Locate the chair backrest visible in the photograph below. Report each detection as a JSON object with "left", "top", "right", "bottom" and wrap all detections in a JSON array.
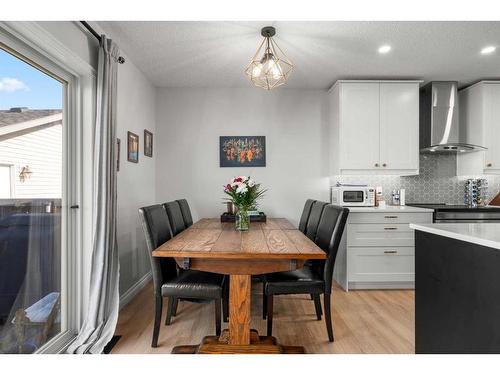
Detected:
[
  {"left": 314, "top": 204, "right": 349, "bottom": 294},
  {"left": 139, "top": 205, "right": 177, "bottom": 295},
  {"left": 305, "top": 201, "right": 328, "bottom": 240},
  {"left": 164, "top": 201, "right": 186, "bottom": 236},
  {"left": 298, "top": 199, "right": 316, "bottom": 234},
  {"left": 176, "top": 199, "right": 193, "bottom": 228}
]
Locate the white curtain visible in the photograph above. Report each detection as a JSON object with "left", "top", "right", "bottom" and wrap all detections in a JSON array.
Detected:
[{"left": 67, "top": 35, "right": 120, "bottom": 354}]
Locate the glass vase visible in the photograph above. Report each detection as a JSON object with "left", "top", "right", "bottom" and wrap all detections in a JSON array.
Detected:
[{"left": 235, "top": 207, "right": 250, "bottom": 231}]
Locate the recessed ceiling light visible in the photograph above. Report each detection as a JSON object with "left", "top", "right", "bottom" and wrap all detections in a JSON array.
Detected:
[
  {"left": 481, "top": 46, "right": 496, "bottom": 55},
  {"left": 378, "top": 45, "right": 392, "bottom": 54}
]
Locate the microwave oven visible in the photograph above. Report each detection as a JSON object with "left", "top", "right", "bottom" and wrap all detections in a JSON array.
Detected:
[{"left": 330, "top": 186, "right": 376, "bottom": 207}]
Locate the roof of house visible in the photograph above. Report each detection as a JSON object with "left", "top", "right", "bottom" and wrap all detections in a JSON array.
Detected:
[{"left": 0, "top": 108, "right": 62, "bottom": 128}]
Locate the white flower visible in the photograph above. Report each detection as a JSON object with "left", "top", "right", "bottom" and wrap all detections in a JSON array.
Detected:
[
  {"left": 247, "top": 179, "right": 255, "bottom": 187},
  {"left": 236, "top": 184, "right": 248, "bottom": 194}
]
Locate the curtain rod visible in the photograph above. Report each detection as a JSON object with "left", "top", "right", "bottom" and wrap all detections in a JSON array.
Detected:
[{"left": 80, "top": 21, "right": 125, "bottom": 64}]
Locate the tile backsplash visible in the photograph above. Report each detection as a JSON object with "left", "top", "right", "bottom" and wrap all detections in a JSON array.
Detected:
[{"left": 332, "top": 154, "right": 500, "bottom": 205}]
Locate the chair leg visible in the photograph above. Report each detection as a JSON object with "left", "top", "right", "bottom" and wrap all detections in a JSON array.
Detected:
[
  {"left": 313, "top": 294, "right": 322, "bottom": 320},
  {"left": 222, "top": 295, "right": 229, "bottom": 323},
  {"left": 223, "top": 280, "right": 229, "bottom": 323},
  {"left": 215, "top": 298, "right": 222, "bottom": 336},
  {"left": 266, "top": 295, "right": 274, "bottom": 336},
  {"left": 262, "top": 283, "right": 267, "bottom": 319},
  {"left": 323, "top": 293, "right": 334, "bottom": 342},
  {"left": 165, "top": 297, "right": 175, "bottom": 326},
  {"left": 152, "top": 295, "right": 162, "bottom": 348},
  {"left": 172, "top": 298, "right": 179, "bottom": 317}
]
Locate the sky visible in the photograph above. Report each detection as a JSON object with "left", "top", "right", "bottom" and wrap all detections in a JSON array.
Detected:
[{"left": 0, "top": 48, "right": 62, "bottom": 110}]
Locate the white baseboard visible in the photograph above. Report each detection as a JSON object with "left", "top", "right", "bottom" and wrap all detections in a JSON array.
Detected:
[{"left": 119, "top": 271, "right": 152, "bottom": 310}]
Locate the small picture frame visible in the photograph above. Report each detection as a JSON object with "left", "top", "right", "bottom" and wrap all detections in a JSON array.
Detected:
[
  {"left": 127, "top": 131, "right": 139, "bottom": 163},
  {"left": 144, "top": 129, "right": 153, "bottom": 157},
  {"left": 116, "top": 138, "right": 121, "bottom": 171}
]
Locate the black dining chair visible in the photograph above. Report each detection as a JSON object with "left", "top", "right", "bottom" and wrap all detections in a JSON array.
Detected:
[
  {"left": 262, "top": 204, "right": 349, "bottom": 342},
  {"left": 304, "top": 201, "right": 328, "bottom": 240},
  {"left": 298, "top": 199, "right": 316, "bottom": 234},
  {"left": 176, "top": 199, "right": 194, "bottom": 228},
  {"left": 139, "top": 204, "right": 226, "bottom": 347},
  {"left": 164, "top": 201, "right": 186, "bottom": 236}
]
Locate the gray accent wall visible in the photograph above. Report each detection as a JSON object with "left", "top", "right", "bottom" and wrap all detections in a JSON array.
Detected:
[{"left": 333, "top": 154, "right": 500, "bottom": 205}]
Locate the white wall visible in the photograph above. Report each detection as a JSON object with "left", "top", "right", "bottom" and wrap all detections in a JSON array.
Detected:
[
  {"left": 37, "top": 22, "right": 99, "bottom": 69},
  {"left": 155, "top": 88, "right": 330, "bottom": 226},
  {"left": 115, "top": 56, "right": 156, "bottom": 296},
  {"left": 38, "top": 22, "right": 156, "bottom": 299}
]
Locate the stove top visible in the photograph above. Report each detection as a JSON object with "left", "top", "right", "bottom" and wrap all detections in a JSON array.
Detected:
[{"left": 407, "top": 203, "right": 500, "bottom": 212}]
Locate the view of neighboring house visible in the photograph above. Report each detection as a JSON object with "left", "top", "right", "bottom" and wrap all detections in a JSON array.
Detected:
[{"left": 0, "top": 107, "right": 62, "bottom": 199}]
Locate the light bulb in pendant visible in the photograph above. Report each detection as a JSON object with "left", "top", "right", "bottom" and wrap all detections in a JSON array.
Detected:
[{"left": 252, "top": 63, "right": 262, "bottom": 78}]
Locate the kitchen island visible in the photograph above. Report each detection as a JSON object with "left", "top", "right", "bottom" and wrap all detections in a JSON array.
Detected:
[{"left": 410, "top": 223, "right": 500, "bottom": 354}]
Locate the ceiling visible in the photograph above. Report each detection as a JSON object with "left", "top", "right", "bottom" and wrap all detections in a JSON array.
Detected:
[{"left": 98, "top": 21, "right": 500, "bottom": 90}]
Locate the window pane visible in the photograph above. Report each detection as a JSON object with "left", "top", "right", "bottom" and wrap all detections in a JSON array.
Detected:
[{"left": 0, "top": 47, "right": 63, "bottom": 354}]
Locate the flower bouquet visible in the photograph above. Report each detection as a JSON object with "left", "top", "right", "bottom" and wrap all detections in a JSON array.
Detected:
[{"left": 223, "top": 176, "right": 266, "bottom": 231}]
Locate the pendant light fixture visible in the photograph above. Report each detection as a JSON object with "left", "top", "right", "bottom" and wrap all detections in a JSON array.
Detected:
[{"left": 245, "top": 26, "right": 294, "bottom": 90}]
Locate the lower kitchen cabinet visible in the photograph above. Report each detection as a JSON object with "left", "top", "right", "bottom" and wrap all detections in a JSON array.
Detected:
[
  {"left": 349, "top": 247, "right": 415, "bottom": 284},
  {"left": 333, "top": 207, "right": 433, "bottom": 291}
]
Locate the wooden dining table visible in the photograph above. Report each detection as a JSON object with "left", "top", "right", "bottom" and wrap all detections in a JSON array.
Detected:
[{"left": 152, "top": 218, "right": 326, "bottom": 354}]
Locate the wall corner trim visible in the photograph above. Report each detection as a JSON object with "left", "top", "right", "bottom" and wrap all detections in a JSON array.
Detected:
[
  {"left": 119, "top": 271, "right": 152, "bottom": 310},
  {"left": 0, "top": 21, "right": 96, "bottom": 77}
]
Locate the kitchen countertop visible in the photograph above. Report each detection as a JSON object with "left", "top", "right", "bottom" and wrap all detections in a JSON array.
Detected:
[
  {"left": 347, "top": 205, "right": 434, "bottom": 213},
  {"left": 410, "top": 223, "right": 500, "bottom": 250}
]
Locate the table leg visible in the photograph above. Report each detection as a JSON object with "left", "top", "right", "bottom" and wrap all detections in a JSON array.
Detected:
[
  {"left": 229, "top": 274, "right": 251, "bottom": 345},
  {"left": 171, "top": 273, "right": 306, "bottom": 354}
]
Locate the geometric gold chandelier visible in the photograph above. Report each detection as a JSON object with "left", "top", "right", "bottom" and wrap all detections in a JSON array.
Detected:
[{"left": 245, "top": 26, "right": 294, "bottom": 90}]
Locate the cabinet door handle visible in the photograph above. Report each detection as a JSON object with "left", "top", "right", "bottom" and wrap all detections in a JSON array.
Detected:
[
  {"left": 384, "top": 227, "right": 398, "bottom": 230},
  {"left": 382, "top": 163, "right": 387, "bottom": 167},
  {"left": 374, "top": 163, "right": 379, "bottom": 167},
  {"left": 384, "top": 250, "right": 398, "bottom": 254},
  {"left": 384, "top": 215, "right": 398, "bottom": 219},
  {"left": 487, "top": 163, "right": 493, "bottom": 167}
]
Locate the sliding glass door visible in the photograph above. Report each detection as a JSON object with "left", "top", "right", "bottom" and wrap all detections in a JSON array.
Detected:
[{"left": 0, "top": 45, "right": 67, "bottom": 354}]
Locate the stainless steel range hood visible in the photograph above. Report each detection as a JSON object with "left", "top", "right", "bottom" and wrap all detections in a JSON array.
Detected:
[{"left": 419, "top": 81, "right": 486, "bottom": 153}]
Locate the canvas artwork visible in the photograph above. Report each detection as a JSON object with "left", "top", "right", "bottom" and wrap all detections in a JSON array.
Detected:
[
  {"left": 220, "top": 136, "right": 266, "bottom": 167},
  {"left": 127, "top": 131, "right": 139, "bottom": 163},
  {"left": 144, "top": 129, "right": 153, "bottom": 157}
]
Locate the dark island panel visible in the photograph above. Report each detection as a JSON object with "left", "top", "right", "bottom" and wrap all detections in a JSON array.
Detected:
[{"left": 415, "top": 231, "right": 500, "bottom": 354}]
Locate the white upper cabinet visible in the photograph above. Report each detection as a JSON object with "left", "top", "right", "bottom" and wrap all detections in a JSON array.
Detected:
[
  {"left": 339, "top": 82, "right": 380, "bottom": 170},
  {"left": 330, "top": 80, "right": 421, "bottom": 176},
  {"left": 380, "top": 83, "right": 420, "bottom": 170},
  {"left": 458, "top": 81, "right": 500, "bottom": 175},
  {"left": 483, "top": 83, "right": 500, "bottom": 173}
]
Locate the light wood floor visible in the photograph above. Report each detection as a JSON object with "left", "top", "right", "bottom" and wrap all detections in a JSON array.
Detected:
[{"left": 112, "top": 281, "right": 415, "bottom": 354}]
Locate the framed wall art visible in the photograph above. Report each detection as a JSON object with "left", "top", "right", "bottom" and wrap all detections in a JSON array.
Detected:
[
  {"left": 144, "top": 129, "right": 153, "bottom": 157},
  {"left": 116, "top": 138, "right": 121, "bottom": 171},
  {"left": 219, "top": 136, "right": 266, "bottom": 167},
  {"left": 127, "top": 131, "right": 139, "bottom": 163}
]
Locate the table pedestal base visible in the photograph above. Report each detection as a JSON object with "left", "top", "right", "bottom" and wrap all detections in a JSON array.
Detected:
[{"left": 171, "top": 329, "right": 305, "bottom": 354}]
